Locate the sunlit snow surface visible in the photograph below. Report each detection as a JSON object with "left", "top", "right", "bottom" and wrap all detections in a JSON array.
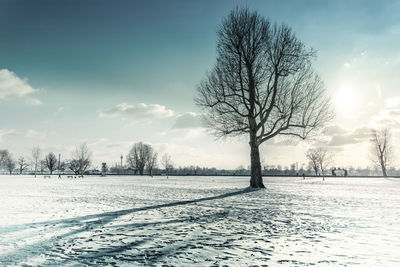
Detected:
[{"left": 0, "top": 175, "right": 399, "bottom": 266}]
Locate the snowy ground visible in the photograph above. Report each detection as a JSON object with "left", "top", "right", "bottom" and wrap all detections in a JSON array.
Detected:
[{"left": 0, "top": 175, "right": 399, "bottom": 266}]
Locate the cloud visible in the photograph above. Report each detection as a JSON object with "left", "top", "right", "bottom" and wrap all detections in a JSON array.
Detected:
[
  {"left": 25, "top": 129, "right": 55, "bottom": 139},
  {"left": 323, "top": 125, "right": 349, "bottom": 136},
  {"left": 172, "top": 112, "right": 204, "bottom": 129},
  {"left": 325, "top": 125, "right": 373, "bottom": 146},
  {"left": 81, "top": 138, "right": 107, "bottom": 146},
  {"left": 99, "top": 103, "right": 174, "bottom": 121},
  {"left": 0, "top": 129, "right": 16, "bottom": 143},
  {"left": 26, "top": 97, "right": 42, "bottom": 106},
  {"left": 370, "top": 96, "right": 400, "bottom": 129},
  {"left": 328, "top": 135, "right": 358, "bottom": 146},
  {"left": 0, "top": 69, "right": 41, "bottom": 104}
]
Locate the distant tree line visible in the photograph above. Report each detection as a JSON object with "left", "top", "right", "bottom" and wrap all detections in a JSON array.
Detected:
[
  {"left": 0, "top": 129, "right": 397, "bottom": 177},
  {"left": 0, "top": 143, "right": 91, "bottom": 176}
]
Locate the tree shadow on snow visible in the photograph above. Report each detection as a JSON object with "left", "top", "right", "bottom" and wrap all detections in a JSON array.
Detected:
[{"left": 1, "top": 187, "right": 261, "bottom": 264}]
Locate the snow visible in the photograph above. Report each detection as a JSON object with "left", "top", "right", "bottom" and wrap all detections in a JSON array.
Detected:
[{"left": 1, "top": 175, "right": 399, "bottom": 266}]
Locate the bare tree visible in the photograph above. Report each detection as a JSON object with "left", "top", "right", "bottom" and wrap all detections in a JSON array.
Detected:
[
  {"left": 318, "top": 149, "right": 332, "bottom": 177},
  {"left": 101, "top": 162, "right": 108, "bottom": 176},
  {"left": 45, "top": 152, "right": 58, "bottom": 174},
  {"left": 147, "top": 151, "right": 158, "bottom": 177},
  {"left": 370, "top": 128, "right": 392, "bottom": 177},
  {"left": 0, "top": 149, "right": 10, "bottom": 168},
  {"left": 32, "top": 147, "right": 41, "bottom": 178},
  {"left": 5, "top": 154, "right": 15, "bottom": 175},
  {"left": 306, "top": 149, "right": 320, "bottom": 176},
  {"left": 40, "top": 159, "right": 46, "bottom": 174},
  {"left": 126, "top": 142, "right": 155, "bottom": 175},
  {"left": 68, "top": 159, "right": 80, "bottom": 175},
  {"left": 196, "top": 7, "right": 332, "bottom": 188},
  {"left": 17, "top": 157, "right": 30, "bottom": 174},
  {"left": 58, "top": 161, "right": 67, "bottom": 173},
  {"left": 306, "top": 148, "right": 332, "bottom": 177},
  {"left": 161, "top": 153, "right": 173, "bottom": 178},
  {"left": 71, "top": 143, "right": 92, "bottom": 175}
]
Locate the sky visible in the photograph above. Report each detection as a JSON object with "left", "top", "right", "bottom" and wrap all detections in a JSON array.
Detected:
[{"left": 1, "top": 0, "right": 400, "bottom": 170}]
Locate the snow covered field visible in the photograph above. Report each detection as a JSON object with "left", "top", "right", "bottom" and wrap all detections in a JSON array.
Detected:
[{"left": 1, "top": 175, "right": 399, "bottom": 266}]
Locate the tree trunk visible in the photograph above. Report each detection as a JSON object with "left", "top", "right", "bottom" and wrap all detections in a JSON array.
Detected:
[
  {"left": 249, "top": 134, "right": 265, "bottom": 188},
  {"left": 380, "top": 156, "right": 387, "bottom": 177},
  {"left": 381, "top": 163, "right": 387, "bottom": 177}
]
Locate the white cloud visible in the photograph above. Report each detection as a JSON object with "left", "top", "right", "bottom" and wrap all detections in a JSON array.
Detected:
[
  {"left": 26, "top": 97, "right": 42, "bottom": 106},
  {"left": 81, "top": 138, "right": 108, "bottom": 146},
  {"left": 25, "top": 129, "right": 55, "bottom": 139},
  {"left": 0, "top": 69, "right": 41, "bottom": 104},
  {"left": 99, "top": 103, "right": 174, "bottom": 122},
  {"left": 326, "top": 125, "right": 372, "bottom": 146},
  {"left": 172, "top": 112, "right": 204, "bottom": 129},
  {"left": 384, "top": 96, "right": 400, "bottom": 109},
  {"left": 370, "top": 96, "right": 400, "bottom": 129},
  {"left": 0, "top": 129, "right": 16, "bottom": 143}
]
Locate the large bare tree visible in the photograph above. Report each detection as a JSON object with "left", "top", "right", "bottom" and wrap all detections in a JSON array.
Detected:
[
  {"left": 370, "top": 128, "right": 392, "bottom": 177},
  {"left": 32, "top": 147, "right": 41, "bottom": 178},
  {"left": 45, "top": 152, "right": 58, "bottom": 174},
  {"left": 196, "top": 8, "right": 332, "bottom": 188}
]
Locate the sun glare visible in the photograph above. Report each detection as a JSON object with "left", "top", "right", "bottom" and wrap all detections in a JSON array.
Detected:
[{"left": 334, "top": 87, "right": 359, "bottom": 115}]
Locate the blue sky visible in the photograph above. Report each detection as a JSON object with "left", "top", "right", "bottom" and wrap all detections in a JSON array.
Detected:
[{"left": 1, "top": 0, "right": 400, "bottom": 169}]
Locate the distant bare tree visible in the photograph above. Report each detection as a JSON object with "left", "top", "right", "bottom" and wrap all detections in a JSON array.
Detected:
[
  {"left": 40, "top": 160, "right": 46, "bottom": 174},
  {"left": 317, "top": 149, "right": 332, "bottom": 177},
  {"left": 196, "top": 7, "right": 333, "bottom": 188},
  {"left": 306, "top": 149, "right": 320, "bottom": 176},
  {"left": 32, "top": 147, "right": 41, "bottom": 178},
  {"left": 370, "top": 128, "right": 392, "bottom": 177},
  {"left": 306, "top": 148, "right": 332, "bottom": 177},
  {"left": 45, "top": 152, "right": 58, "bottom": 174},
  {"left": 126, "top": 142, "right": 155, "bottom": 175},
  {"left": 101, "top": 162, "right": 108, "bottom": 176},
  {"left": 17, "top": 157, "right": 30, "bottom": 174},
  {"left": 71, "top": 143, "right": 92, "bottom": 175},
  {"left": 0, "top": 149, "right": 10, "bottom": 168},
  {"left": 58, "top": 160, "right": 67, "bottom": 173},
  {"left": 5, "top": 154, "right": 15, "bottom": 175},
  {"left": 147, "top": 151, "right": 158, "bottom": 177},
  {"left": 68, "top": 159, "right": 80, "bottom": 175},
  {"left": 161, "top": 153, "right": 173, "bottom": 178}
]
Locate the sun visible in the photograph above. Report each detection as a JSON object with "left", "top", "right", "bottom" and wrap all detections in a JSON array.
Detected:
[{"left": 334, "top": 87, "right": 359, "bottom": 116}]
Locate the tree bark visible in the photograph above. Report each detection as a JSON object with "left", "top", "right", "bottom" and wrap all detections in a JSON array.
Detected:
[
  {"left": 249, "top": 132, "right": 265, "bottom": 188},
  {"left": 380, "top": 157, "right": 387, "bottom": 177}
]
